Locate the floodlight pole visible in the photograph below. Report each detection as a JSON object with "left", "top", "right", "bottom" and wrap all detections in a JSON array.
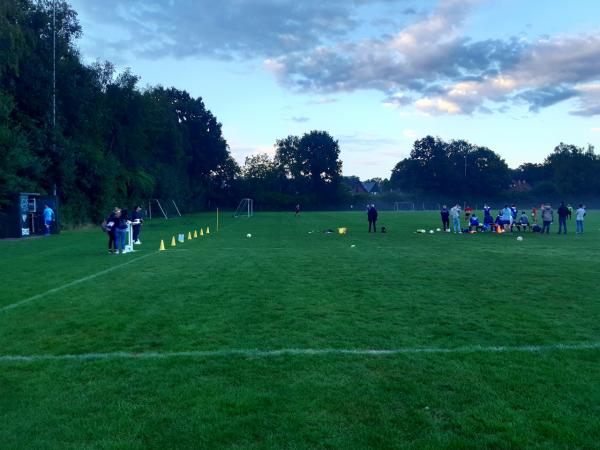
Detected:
[
  {"left": 52, "top": 0, "right": 56, "bottom": 129},
  {"left": 52, "top": 0, "right": 57, "bottom": 197}
]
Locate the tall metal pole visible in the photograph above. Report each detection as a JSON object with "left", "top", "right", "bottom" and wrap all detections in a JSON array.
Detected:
[
  {"left": 464, "top": 153, "right": 467, "bottom": 177},
  {"left": 52, "top": 0, "right": 57, "bottom": 197},
  {"left": 52, "top": 0, "right": 56, "bottom": 128}
]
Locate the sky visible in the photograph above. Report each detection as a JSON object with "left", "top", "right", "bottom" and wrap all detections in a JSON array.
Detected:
[{"left": 69, "top": 0, "right": 600, "bottom": 179}]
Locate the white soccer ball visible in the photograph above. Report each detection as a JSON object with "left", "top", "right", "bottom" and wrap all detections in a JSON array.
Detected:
[
  {"left": 429, "top": 230, "right": 434, "bottom": 234},
  {"left": 436, "top": 228, "right": 441, "bottom": 232},
  {"left": 517, "top": 236, "right": 523, "bottom": 241},
  {"left": 246, "top": 233, "right": 252, "bottom": 238}
]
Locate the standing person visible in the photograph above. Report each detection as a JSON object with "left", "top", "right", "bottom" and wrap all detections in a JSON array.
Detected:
[
  {"left": 483, "top": 204, "right": 494, "bottom": 227},
  {"left": 367, "top": 204, "right": 378, "bottom": 232},
  {"left": 557, "top": 202, "right": 569, "bottom": 234},
  {"left": 575, "top": 204, "right": 586, "bottom": 234},
  {"left": 510, "top": 204, "right": 518, "bottom": 224},
  {"left": 501, "top": 205, "right": 513, "bottom": 231},
  {"left": 103, "top": 208, "right": 118, "bottom": 253},
  {"left": 295, "top": 204, "right": 301, "bottom": 217},
  {"left": 114, "top": 209, "right": 129, "bottom": 254},
  {"left": 131, "top": 206, "right": 143, "bottom": 244},
  {"left": 541, "top": 203, "right": 553, "bottom": 234},
  {"left": 42, "top": 204, "right": 55, "bottom": 236},
  {"left": 440, "top": 205, "right": 450, "bottom": 231},
  {"left": 450, "top": 204, "right": 461, "bottom": 233},
  {"left": 567, "top": 204, "right": 573, "bottom": 220}
]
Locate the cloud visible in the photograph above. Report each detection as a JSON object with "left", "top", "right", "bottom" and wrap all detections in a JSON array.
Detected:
[
  {"left": 72, "top": 0, "right": 415, "bottom": 60},
  {"left": 290, "top": 116, "right": 310, "bottom": 123},
  {"left": 265, "top": 0, "right": 600, "bottom": 116},
  {"left": 72, "top": 0, "right": 600, "bottom": 116},
  {"left": 307, "top": 97, "right": 338, "bottom": 105},
  {"left": 402, "top": 129, "right": 418, "bottom": 139},
  {"left": 592, "top": 127, "right": 600, "bottom": 133}
]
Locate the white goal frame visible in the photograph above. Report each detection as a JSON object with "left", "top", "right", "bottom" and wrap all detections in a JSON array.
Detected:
[
  {"left": 234, "top": 198, "right": 254, "bottom": 218},
  {"left": 394, "top": 202, "right": 415, "bottom": 211}
]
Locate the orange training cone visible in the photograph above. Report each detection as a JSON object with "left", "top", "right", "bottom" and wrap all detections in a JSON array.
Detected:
[
  {"left": 200, "top": 229, "right": 204, "bottom": 237},
  {"left": 206, "top": 227, "right": 210, "bottom": 235},
  {"left": 193, "top": 230, "right": 198, "bottom": 238},
  {"left": 159, "top": 240, "right": 166, "bottom": 251},
  {"left": 187, "top": 231, "right": 192, "bottom": 240},
  {"left": 171, "top": 236, "right": 176, "bottom": 247}
]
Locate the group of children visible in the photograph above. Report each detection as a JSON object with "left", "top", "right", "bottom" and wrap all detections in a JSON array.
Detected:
[
  {"left": 102, "top": 206, "right": 144, "bottom": 254},
  {"left": 440, "top": 203, "right": 588, "bottom": 235}
]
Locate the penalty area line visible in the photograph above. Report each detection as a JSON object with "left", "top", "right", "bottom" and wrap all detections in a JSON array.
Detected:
[
  {"left": 0, "top": 252, "right": 157, "bottom": 314},
  {"left": 1, "top": 342, "right": 600, "bottom": 363}
]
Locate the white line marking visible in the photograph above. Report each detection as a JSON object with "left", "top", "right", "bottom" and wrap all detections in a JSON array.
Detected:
[
  {"left": 1, "top": 342, "right": 599, "bottom": 363},
  {"left": 0, "top": 252, "right": 157, "bottom": 314}
]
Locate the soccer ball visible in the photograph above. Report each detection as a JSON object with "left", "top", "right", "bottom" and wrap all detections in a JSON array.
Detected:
[
  {"left": 429, "top": 230, "right": 434, "bottom": 234},
  {"left": 517, "top": 236, "right": 523, "bottom": 241},
  {"left": 246, "top": 233, "right": 252, "bottom": 238},
  {"left": 436, "top": 228, "right": 441, "bottom": 232}
]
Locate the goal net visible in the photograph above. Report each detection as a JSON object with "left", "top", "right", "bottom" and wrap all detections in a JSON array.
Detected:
[
  {"left": 394, "top": 202, "right": 415, "bottom": 211},
  {"left": 234, "top": 198, "right": 254, "bottom": 218}
]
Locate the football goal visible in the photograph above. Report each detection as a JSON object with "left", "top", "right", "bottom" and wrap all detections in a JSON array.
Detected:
[
  {"left": 234, "top": 198, "right": 254, "bottom": 218},
  {"left": 147, "top": 199, "right": 182, "bottom": 219},
  {"left": 394, "top": 202, "right": 415, "bottom": 211}
]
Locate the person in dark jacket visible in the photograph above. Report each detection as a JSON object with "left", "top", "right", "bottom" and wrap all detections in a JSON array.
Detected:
[
  {"left": 104, "top": 208, "right": 118, "bottom": 254},
  {"left": 557, "top": 202, "right": 569, "bottom": 234},
  {"left": 131, "top": 206, "right": 143, "bottom": 244},
  {"left": 114, "top": 209, "right": 129, "bottom": 254},
  {"left": 368, "top": 204, "right": 378, "bottom": 232},
  {"left": 440, "top": 205, "right": 450, "bottom": 231}
]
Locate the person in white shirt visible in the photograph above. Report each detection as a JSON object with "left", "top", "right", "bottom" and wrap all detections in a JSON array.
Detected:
[
  {"left": 575, "top": 204, "right": 586, "bottom": 234},
  {"left": 450, "top": 204, "right": 461, "bottom": 233}
]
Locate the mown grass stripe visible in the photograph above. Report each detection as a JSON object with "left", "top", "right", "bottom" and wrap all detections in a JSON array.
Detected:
[
  {"left": 0, "top": 252, "right": 157, "bottom": 314},
  {"left": 1, "top": 342, "right": 599, "bottom": 363}
]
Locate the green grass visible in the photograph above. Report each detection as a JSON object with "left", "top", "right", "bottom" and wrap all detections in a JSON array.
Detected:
[{"left": 1, "top": 211, "right": 599, "bottom": 449}]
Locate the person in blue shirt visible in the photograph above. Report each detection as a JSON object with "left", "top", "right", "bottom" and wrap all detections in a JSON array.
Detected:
[
  {"left": 43, "top": 204, "right": 55, "bottom": 236},
  {"left": 501, "top": 205, "right": 513, "bottom": 231},
  {"left": 483, "top": 204, "right": 494, "bottom": 226},
  {"left": 469, "top": 214, "right": 482, "bottom": 232},
  {"left": 510, "top": 204, "right": 518, "bottom": 222}
]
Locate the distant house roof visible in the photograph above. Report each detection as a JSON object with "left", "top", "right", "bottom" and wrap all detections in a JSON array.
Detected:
[
  {"left": 362, "top": 181, "right": 379, "bottom": 194},
  {"left": 343, "top": 178, "right": 368, "bottom": 194}
]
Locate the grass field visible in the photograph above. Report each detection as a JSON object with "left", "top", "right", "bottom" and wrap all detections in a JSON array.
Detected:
[{"left": 1, "top": 211, "right": 599, "bottom": 449}]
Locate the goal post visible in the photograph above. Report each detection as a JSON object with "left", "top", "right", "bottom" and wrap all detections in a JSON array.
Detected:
[
  {"left": 394, "top": 202, "right": 415, "bottom": 211},
  {"left": 234, "top": 198, "right": 254, "bottom": 218}
]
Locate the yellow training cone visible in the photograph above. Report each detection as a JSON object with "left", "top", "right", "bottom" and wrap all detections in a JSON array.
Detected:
[
  {"left": 159, "top": 240, "right": 166, "bottom": 251},
  {"left": 171, "top": 236, "right": 176, "bottom": 247},
  {"left": 206, "top": 227, "right": 210, "bottom": 235},
  {"left": 193, "top": 230, "right": 198, "bottom": 238},
  {"left": 200, "top": 229, "right": 204, "bottom": 237},
  {"left": 187, "top": 231, "right": 192, "bottom": 240}
]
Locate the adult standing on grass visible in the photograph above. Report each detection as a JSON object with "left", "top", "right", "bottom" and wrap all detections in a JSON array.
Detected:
[
  {"left": 541, "top": 203, "right": 553, "bottom": 234},
  {"left": 501, "top": 205, "right": 513, "bottom": 231},
  {"left": 131, "top": 206, "right": 143, "bottom": 244},
  {"left": 368, "top": 204, "right": 378, "bottom": 232},
  {"left": 42, "top": 204, "right": 55, "bottom": 236},
  {"left": 295, "top": 203, "right": 301, "bottom": 217},
  {"left": 440, "top": 205, "right": 450, "bottom": 231},
  {"left": 557, "top": 202, "right": 569, "bottom": 234},
  {"left": 576, "top": 204, "right": 586, "bottom": 234},
  {"left": 103, "top": 208, "right": 118, "bottom": 253},
  {"left": 450, "top": 204, "right": 461, "bottom": 233},
  {"left": 114, "top": 209, "right": 129, "bottom": 254}
]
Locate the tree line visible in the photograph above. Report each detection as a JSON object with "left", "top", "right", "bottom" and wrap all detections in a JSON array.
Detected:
[
  {"left": 1, "top": 1, "right": 598, "bottom": 226},
  {"left": 388, "top": 137, "right": 600, "bottom": 202}
]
